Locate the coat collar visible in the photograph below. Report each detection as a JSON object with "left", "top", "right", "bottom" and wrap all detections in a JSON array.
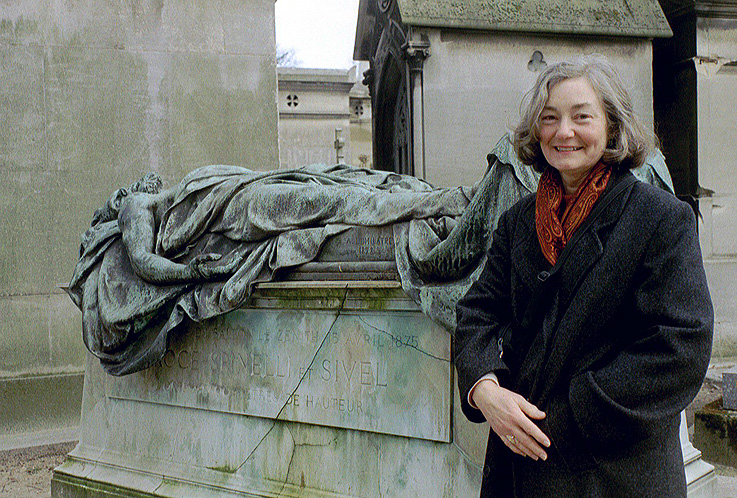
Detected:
[
  {"left": 550, "top": 169, "right": 638, "bottom": 298},
  {"left": 514, "top": 169, "right": 638, "bottom": 290}
]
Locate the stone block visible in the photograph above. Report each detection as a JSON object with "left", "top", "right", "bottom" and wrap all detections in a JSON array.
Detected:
[
  {"left": 0, "top": 0, "right": 279, "bottom": 448},
  {"left": 167, "top": 52, "right": 279, "bottom": 171},
  {"left": 44, "top": 45, "right": 151, "bottom": 175},
  {"left": 0, "top": 44, "right": 46, "bottom": 171},
  {"left": 52, "top": 283, "right": 483, "bottom": 497},
  {"left": 694, "top": 398, "right": 737, "bottom": 468},
  {"left": 0, "top": 373, "right": 83, "bottom": 436},
  {"left": 0, "top": 3, "right": 47, "bottom": 46},
  {"left": 0, "top": 295, "right": 53, "bottom": 373},
  {"left": 108, "top": 284, "right": 451, "bottom": 442},
  {"left": 0, "top": 293, "right": 84, "bottom": 374}
]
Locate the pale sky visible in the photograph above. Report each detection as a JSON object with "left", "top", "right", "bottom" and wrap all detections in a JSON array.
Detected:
[{"left": 275, "top": 0, "right": 361, "bottom": 69}]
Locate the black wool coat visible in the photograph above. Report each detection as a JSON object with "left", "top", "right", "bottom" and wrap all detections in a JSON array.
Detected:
[{"left": 454, "top": 170, "right": 713, "bottom": 498}]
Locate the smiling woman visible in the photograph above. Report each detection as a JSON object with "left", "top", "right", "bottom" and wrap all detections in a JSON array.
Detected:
[
  {"left": 516, "top": 55, "right": 656, "bottom": 175},
  {"left": 538, "top": 78, "right": 608, "bottom": 194},
  {"left": 454, "top": 55, "right": 713, "bottom": 498}
]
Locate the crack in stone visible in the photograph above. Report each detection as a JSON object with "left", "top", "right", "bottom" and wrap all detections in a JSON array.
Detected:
[
  {"left": 293, "top": 435, "right": 339, "bottom": 449},
  {"left": 276, "top": 426, "right": 296, "bottom": 497},
  {"left": 357, "top": 316, "right": 450, "bottom": 362},
  {"left": 279, "top": 433, "right": 339, "bottom": 495},
  {"left": 233, "top": 287, "right": 350, "bottom": 473},
  {"left": 151, "top": 476, "right": 165, "bottom": 494},
  {"left": 452, "top": 441, "right": 483, "bottom": 473},
  {"left": 376, "top": 444, "right": 384, "bottom": 498}
]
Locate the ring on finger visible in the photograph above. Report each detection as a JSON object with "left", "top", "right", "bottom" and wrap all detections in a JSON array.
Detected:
[{"left": 505, "top": 435, "right": 517, "bottom": 445}]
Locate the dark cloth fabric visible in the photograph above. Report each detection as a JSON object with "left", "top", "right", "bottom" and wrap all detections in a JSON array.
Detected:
[{"left": 454, "top": 170, "right": 713, "bottom": 498}]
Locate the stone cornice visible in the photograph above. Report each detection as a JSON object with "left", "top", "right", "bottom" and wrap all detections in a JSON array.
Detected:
[{"left": 395, "top": 0, "right": 673, "bottom": 38}]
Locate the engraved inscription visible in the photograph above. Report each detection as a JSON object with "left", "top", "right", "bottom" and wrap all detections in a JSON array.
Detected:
[
  {"left": 318, "top": 226, "right": 395, "bottom": 262},
  {"left": 108, "top": 309, "right": 451, "bottom": 442}
]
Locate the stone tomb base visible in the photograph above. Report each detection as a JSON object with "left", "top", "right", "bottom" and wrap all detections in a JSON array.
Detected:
[{"left": 51, "top": 281, "right": 489, "bottom": 497}]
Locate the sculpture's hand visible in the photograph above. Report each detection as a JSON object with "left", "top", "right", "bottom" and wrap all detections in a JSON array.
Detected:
[
  {"left": 187, "top": 253, "right": 235, "bottom": 280},
  {"left": 472, "top": 380, "right": 550, "bottom": 460}
]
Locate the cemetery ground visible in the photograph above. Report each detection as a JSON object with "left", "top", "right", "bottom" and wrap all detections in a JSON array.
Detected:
[{"left": 2, "top": 362, "right": 737, "bottom": 498}]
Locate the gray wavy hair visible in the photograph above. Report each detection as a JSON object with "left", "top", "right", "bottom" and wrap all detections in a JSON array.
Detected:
[{"left": 514, "top": 54, "right": 657, "bottom": 173}]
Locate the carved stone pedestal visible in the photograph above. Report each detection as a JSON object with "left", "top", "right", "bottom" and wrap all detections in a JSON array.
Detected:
[{"left": 51, "top": 281, "right": 487, "bottom": 497}]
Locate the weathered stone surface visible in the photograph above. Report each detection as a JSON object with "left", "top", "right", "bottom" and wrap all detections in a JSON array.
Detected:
[
  {"left": 315, "top": 225, "right": 395, "bottom": 262},
  {"left": 396, "top": 0, "right": 672, "bottom": 37},
  {"left": 288, "top": 226, "right": 398, "bottom": 281},
  {"left": 168, "top": 53, "right": 279, "bottom": 170},
  {"left": 52, "top": 283, "right": 482, "bottom": 498},
  {"left": 0, "top": 293, "right": 83, "bottom": 374},
  {"left": 723, "top": 369, "right": 737, "bottom": 409},
  {"left": 0, "top": 45, "right": 46, "bottom": 171},
  {"left": 0, "top": 0, "right": 279, "bottom": 441},
  {"left": 107, "top": 284, "right": 451, "bottom": 442},
  {"left": 694, "top": 399, "right": 737, "bottom": 468},
  {"left": 0, "top": 373, "right": 83, "bottom": 436}
]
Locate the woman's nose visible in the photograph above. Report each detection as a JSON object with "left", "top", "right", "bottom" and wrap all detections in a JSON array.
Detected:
[{"left": 556, "top": 118, "right": 575, "bottom": 138}]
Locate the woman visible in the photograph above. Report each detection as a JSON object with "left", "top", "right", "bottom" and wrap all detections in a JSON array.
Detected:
[{"left": 454, "top": 55, "right": 713, "bottom": 497}]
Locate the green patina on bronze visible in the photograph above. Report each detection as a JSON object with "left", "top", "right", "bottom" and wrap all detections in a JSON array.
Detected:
[{"left": 396, "top": 0, "right": 672, "bottom": 37}]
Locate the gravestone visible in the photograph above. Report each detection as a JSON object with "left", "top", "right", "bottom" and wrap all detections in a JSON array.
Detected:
[{"left": 52, "top": 276, "right": 488, "bottom": 497}]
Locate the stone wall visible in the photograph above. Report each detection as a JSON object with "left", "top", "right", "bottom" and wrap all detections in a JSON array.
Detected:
[
  {"left": 0, "top": 0, "right": 279, "bottom": 441},
  {"left": 417, "top": 30, "right": 655, "bottom": 187},
  {"left": 695, "top": 16, "right": 737, "bottom": 357}
]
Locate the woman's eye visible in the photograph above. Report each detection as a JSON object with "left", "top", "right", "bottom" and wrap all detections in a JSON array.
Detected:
[
  {"left": 575, "top": 114, "right": 592, "bottom": 121},
  {"left": 540, "top": 115, "right": 557, "bottom": 123}
]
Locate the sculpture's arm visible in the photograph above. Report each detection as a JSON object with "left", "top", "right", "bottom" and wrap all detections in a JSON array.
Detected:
[{"left": 118, "top": 195, "right": 234, "bottom": 284}]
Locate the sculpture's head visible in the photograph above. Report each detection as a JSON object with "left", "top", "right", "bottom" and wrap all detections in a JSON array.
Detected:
[
  {"left": 130, "top": 172, "right": 163, "bottom": 194},
  {"left": 514, "top": 54, "right": 656, "bottom": 173},
  {"left": 90, "top": 172, "right": 163, "bottom": 226}
]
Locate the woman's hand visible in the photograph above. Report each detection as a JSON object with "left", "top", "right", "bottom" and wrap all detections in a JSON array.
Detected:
[{"left": 472, "top": 379, "right": 551, "bottom": 460}]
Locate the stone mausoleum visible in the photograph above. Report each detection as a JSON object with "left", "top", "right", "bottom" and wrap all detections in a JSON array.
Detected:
[
  {"left": 353, "top": 0, "right": 672, "bottom": 187},
  {"left": 277, "top": 64, "right": 373, "bottom": 170},
  {"left": 0, "top": 0, "right": 279, "bottom": 450},
  {"left": 354, "top": 0, "right": 737, "bottom": 370},
  {"left": 654, "top": 0, "right": 737, "bottom": 358}
]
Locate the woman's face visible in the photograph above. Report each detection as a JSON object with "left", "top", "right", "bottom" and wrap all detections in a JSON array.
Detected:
[{"left": 538, "top": 77, "right": 608, "bottom": 191}]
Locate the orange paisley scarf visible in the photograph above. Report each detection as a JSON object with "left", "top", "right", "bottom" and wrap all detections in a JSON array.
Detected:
[{"left": 535, "top": 163, "right": 612, "bottom": 266}]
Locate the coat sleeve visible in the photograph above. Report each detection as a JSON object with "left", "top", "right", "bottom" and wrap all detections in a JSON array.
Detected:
[
  {"left": 544, "top": 199, "right": 714, "bottom": 465},
  {"left": 454, "top": 205, "right": 515, "bottom": 423}
]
